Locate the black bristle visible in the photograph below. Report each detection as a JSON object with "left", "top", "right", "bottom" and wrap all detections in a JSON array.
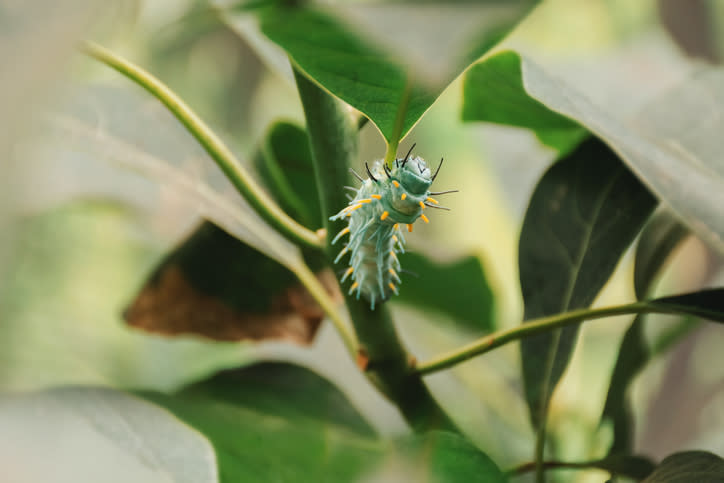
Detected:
[
  {"left": 432, "top": 157, "right": 444, "bottom": 181},
  {"left": 401, "top": 143, "right": 416, "bottom": 168},
  {"left": 365, "top": 162, "right": 378, "bottom": 183}
]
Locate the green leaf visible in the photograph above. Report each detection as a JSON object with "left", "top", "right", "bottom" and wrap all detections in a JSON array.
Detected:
[
  {"left": 254, "top": 121, "right": 322, "bottom": 229},
  {"left": 518, "top": 137, "right": 657, "bottom": 429},
  {"left": 462, "top": 50, "right": 724, "bottom": 254},
  {"left": 395, "top": 252, "right": 495, "bottom": 334},
  {"left": 648, "top": 289, "right": 724, "bottom": 322},
  {"left": 461, "top": 51, "right": 585, "bottom": 152},
  {"left": 399, "top": 431, "right": 507, "bottom": 483},
  {"left": 223, "top": 2, "right": 537, "bottom": 143},
  {"left": 634, "top": 211, "right": 690, "bottom": 300},
  {"left": 0, "top": 387, "right": 218, "bottom": 483},
  {"left": 643, "top": 451, "right": 724, "bottom": 483},
  {"left": 600, "top": 211, "right": 690, "bottom": 455},
  {"left": 140, "top": 362, "right": 380, "bottom": 482},
  {"left": 592, "top": 454, "right": 656, "bottom": 480}
]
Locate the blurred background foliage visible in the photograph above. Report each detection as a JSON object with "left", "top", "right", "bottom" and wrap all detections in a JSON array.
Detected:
[{"left": 1, "top": 0, "right": 723, "bottom": 482}]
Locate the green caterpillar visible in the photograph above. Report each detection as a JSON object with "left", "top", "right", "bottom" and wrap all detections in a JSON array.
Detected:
[{"left": 329, "top": 145, "right": 455, "bottom": 309}]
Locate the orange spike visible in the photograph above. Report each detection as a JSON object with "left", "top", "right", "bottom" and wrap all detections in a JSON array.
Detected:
[
  {"left": 392, "top": 180, "right": 400, "bottom": 188},
  {"left": 426, "top": 197, "right": 439, "bottom": 204},
  {"left": 388, "top": 282, "right": 396, "bottom": 292},
  {"left": 419, "top": 201, "right": 425, "bottom": 209},
  {"left": 401, "top": 193, "right": 407, "bottom": 201},
  {"left": 393, "top": 223, "right": 399, "bottom": 230},
  {"left": 350, "top": 281, "right": 359, "bottom": 290},
  {"left": 421, "top": 214, "right": 429, "bottom": 223},
  {"left": 358, "top": 199, "right": 372, "bottom": 204},
  {"left": 371, "top": 194, "right": 382, "bottom": 200},
  {"left": 392, "top": 235, "right": 398, "bottom": 242},
  {"left": 407, "top": 224, "right": 413, "bottom": 232},
  {"left": 380, "top": 211, "right": 389, "bottom": 221},
  {"left": 389, "top": 250, "right": 397, "bottom": 259},
  {"left": 388, "top": 268, "right": 396, "bottom": 276}
]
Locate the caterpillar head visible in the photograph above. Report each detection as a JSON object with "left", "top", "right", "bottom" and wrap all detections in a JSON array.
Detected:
[{"left": 396, "top": 156, "right": 433, "bottom": 195}]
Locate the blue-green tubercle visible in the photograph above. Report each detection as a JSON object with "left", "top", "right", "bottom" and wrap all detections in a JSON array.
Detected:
[{"left": 330, "top": 155, "right": 446, "bottom": 309}]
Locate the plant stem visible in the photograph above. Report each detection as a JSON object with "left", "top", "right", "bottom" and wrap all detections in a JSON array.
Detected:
[
  {"left": 383, "top": 79, "right": 412, "bottom": 169},
  {"left": 294, "top": 65, "right": 457, "bottom": 432},
  {"left": 81, "top": 41, "right": 321, "bottom": 249},
  {"left": 415, "top": 301, "right": 696, "bottom": 376},
  {"left": 288, "top": 263, "right": 358, "bottom": 358}
]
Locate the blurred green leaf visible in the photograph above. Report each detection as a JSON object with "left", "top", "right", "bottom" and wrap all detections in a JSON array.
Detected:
[
  {"left": 125, "top": 221, "right": 333, "bottom": 345},
  {"left": 0, "top": 387, "right": 218, "bottom": 483},
  {"left": 642, "top": 451, "right": 724, "bottom": 482},
  {"left": 517, "top": 137, "right": 656, "bottom": 429},
  {"left": 399, "top": 431, "right": 507, "bottom": 483},
  {"left": 634, "top": 211, "right": 690, "bottom": 300},
  {"left": 254, "top": 121, "right": 321, "bottom": 229},
  {"left": 222, "top": 2, "right": 537, "bottom": 143},
  {"left": 461, "top": 51, "right": 585, "bottom": 152},
  {"left": 141, "top": 362, "right": 506, "bottom": 482},
  {"left": 462, "top": 50, "right": 724, "bottom": 254},
  {"left": 600, "top": 211, "right": 690, "bottom": 455},
  {"left": 395, "top": 253, "right": 495, "bottom": 334},
  {"left": 648, "top": 289, "right": 724, "bottom": 322},
  {"left": 140, "top": 362, "right": 380, "bottom": 482}
]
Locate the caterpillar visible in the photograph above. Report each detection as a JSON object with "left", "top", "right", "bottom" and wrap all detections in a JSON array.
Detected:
[{"left": 329, "top": 145, "right": 456, "bottom": 309}]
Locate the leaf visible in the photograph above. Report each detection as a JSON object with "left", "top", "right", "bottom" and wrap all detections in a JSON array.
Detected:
[
  {"left": 124, "top": 221, "right": 339, "bottom": 344},
  {"left": 222, "top": 2, "right": 537, "bottom": 143},
  {"left": 462, "top": 50, "right": 724, "bottom": 254},
  {"left": 399, "top": 431, "right": 507, "bottom": 483},
  {"left": 634, "top": 211, "right": 690, "bottom": 300},
  {"left": 648, "top": 288, "right": 724, "bottom": 322},
  {"left": 253, "top": 121, "right": 322, "bottom": 229},
  {"left": 593, "top": 454, "right": 656, "bottom": 480},
  {"left": 139, "top": 361, "right": 381, "bottom": 482},
  {"left": 461, "top": 51, "right": 585, "bottom": 152},
  {"left": 0, "top": 387, "right": 218, "bottom": 483},
  {"left": 517, "top": 137, "right": 657, "bottom": 428},
  {"left": 600, "top": 211, "right": 690, "bottom": 455},
  {"left": 395, "top": 252, "right": 495, "bottom": 334},
  {"left": 642, "top": 451, "right": 724, "bottom": 482}
]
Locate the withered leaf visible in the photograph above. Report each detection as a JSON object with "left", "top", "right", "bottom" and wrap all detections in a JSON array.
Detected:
[{"left": 124, "top": 221, "right": 340, "bottom": 345}]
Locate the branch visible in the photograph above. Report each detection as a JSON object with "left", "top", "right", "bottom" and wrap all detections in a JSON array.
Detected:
[
  {"left": 415, "top": 301, "right": 697, "bottom": 376},
  {"left": 81, "top": 41, "right": 322, "bottom": 249}
]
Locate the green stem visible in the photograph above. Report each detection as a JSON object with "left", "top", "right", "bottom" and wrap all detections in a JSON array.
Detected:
[
  {"left": 415, "top": 301, "right": 695, "bottom": 376},
  {"left": 294, "top": 66, "right": 457, "bottom": 432},
  {"left": 81, "top": 41, "right": 321, "bottom": 249},
  {"left": 383, "top": 79, "right": 412, "bottom": 169},
  {"left": 288, "top": 263, "right": 358, "bottom": 358}
]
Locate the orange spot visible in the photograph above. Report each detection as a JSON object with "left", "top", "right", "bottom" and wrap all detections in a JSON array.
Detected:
[
  {"left": 388, "top": 282, "right": 396, "bottom": 291},
  {"left": 356, "top": 349, "right": 369, "bottom": 371},
  {"left": 389, "top": 250, "right": 397, "bottom": 259},
  {"left": 350, "top": 204, "right": 363, "bottom": 211},
  {"left": 344, "top": 267, "right": 354, "bottom": 277},
  {"left": 380, "top": 211, "right": 389, "bottom": 221},
  {"left": 392, "top": 235, "right": 398, "bottom": 242},
  {"left": 421, "top": 214, "right": 429, "bottom": 223},
  {"left": 401, "top": 193, "right": 407, "bottom": 201},
  {"left": 419, "top": 201, "right": 425, "bottom": 209},
  {"left": 393, "top": 223, "right": 399, "bottom": 230},
  {"left": 388, "top": 268, "right": 396, "bottom": 276},
  {"left": 392, "top": 180, "right": 400, "bottom": 188},
  {"left": 350, "top": 281, "right": 359, "bottom": 290},
  {"left": 426, "top": 197, "right": 439, "bottom": 204},
  {"left": 407, "top": 224, "right": 413, "bottom": 232},
  {"left": 371, "top": 194, "right": 382, "bottom": 200},
  {"left": 340, "top": 227, "right": 350, "bottom": 236},
  {"left": 358, "top": 199, "right": 372, "bottom": 204}
]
